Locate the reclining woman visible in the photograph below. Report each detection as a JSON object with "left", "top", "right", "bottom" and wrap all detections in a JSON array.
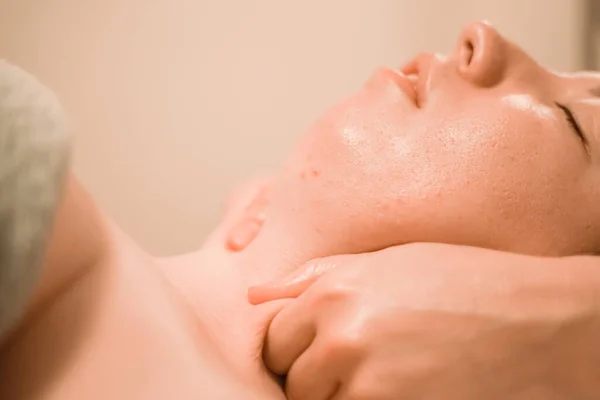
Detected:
[{"left": 1, "top": 21, "right": 600, "bottom": 399}]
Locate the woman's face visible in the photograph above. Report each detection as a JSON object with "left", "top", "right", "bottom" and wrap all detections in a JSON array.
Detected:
[{"left": 264, "top": 22, "right": 600, "bottom": 258}]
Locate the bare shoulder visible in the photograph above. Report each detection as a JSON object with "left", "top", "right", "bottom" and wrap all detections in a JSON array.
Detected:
[{"left": 0, "top": 234, "right": 261, "bottom": 399}]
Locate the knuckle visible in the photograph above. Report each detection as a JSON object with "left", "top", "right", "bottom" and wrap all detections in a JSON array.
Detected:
[
  {"left": 315, "top": 279, "right": 357, "bottom": 304},
  {"left": 321, "top": 328, "right": 365, "bottom": 360}
]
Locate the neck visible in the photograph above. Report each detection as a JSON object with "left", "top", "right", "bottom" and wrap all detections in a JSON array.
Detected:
[
  {"left": 235, "top": 218, "right": 323, "bottom": 287},
  {"left": 159, "top": 234, "right": 290, "bottom": 398},
  {"left": 160, "top": 202, "right": 323, "bottom": 371}
]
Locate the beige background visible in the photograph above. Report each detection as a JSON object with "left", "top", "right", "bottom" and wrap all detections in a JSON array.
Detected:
[{"left": 0, "top": 0, "right": 586, "bottom": 255}]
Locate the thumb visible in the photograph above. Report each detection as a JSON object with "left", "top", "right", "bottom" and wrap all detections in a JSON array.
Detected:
[{"left": 248, "top": 256, "right": 346, "bottom": 305}]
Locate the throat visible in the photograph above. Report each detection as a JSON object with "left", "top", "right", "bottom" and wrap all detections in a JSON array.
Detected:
[
  {"left": 236, "top": 219, "right": 320, "bottom": 287},
  {"left": 159, "top": 245, "right": 284, "bottom": 396}
]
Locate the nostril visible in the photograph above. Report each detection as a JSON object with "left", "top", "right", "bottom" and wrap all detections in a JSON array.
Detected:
[
  {"left": 456, "top": 21, "right": 506, "bottom": 87},
  {"left": 463, "top": 39, "right": 474, "bottom": 66},
  {"left": 459, "top": 34, "right": 476, "bottom": 70}
]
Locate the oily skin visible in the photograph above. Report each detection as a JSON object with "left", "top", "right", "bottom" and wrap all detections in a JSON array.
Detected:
[
  {"left": 236, "top": 22, "right": 600, "bottom": 284},
  {"left": 3, "top": 21, "right": 600, "bottom": 400}
]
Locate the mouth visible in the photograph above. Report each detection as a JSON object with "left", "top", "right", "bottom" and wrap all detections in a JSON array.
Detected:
[
  {"left": 379, "top": 67, "right": 420, "bottom": 107},
  {"left": 398, "top": 52, "right": 442, "bottom": 108},
  {"left": 373, "top": 52, "right": 440, "bottom": 108}
]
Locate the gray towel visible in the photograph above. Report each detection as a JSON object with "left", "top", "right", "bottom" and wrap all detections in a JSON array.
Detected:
[{"left": 0, "top": 60, "right": 71, "bottom": 341}]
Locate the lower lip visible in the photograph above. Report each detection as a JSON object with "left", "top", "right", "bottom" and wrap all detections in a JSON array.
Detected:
[{"left": 377, "top": 67, "right": 417, "bottom": 105}]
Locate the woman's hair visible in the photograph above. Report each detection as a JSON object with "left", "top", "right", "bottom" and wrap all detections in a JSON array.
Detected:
[{"left": 0, "top": 61, "right": 71, "bottom": 341}]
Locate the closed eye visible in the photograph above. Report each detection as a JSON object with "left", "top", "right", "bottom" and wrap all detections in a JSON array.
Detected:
[{"left": 555, "top": 102, "right": 589, "bottom": 150}]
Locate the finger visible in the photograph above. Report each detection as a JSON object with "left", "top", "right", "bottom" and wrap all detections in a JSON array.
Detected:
[
  {"left": 285, "top": 337, "right": 343, "bottom": 400},
  {"left": 248, "top": 256, "right": 345, "bottom": 304},
  {"left": 262, "top": 288, "right": 319, "bottom": 375},
  {"left": 248, "top": 277, "right": 316, "bottom": 305}
]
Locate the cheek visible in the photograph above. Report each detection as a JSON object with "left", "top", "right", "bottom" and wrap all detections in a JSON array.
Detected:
[
  {"left": 284, "top": 97, "right": 521, "bottom": 214},
  {"left": 289, "top": 99, "right": 409, "bottom": 182},
  {"left": 411, "top": 104, "right": 589, "bottom": 240},
  {"left": 413, "top": 101, "right": 550, "bottom": 184},
  {"left": 272, "top": 90, "right": 590, "bottom": 254},
  {"left": 269, "top": 100, "right": 417, "bottom": 246}
]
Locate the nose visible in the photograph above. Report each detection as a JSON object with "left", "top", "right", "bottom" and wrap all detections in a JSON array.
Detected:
[{"left": 455, "top": 21, "right": 507, "bottom": 87}]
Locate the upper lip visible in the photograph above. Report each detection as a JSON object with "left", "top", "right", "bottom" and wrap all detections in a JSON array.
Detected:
[
  {"left": 389, "top": 71, "right": 419, "bottom": 106},
  {"left": 399, "top": 52, "right": 436, "bottom": 108}
]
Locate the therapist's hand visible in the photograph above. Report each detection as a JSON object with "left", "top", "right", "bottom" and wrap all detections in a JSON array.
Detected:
[{"left": 249, "top": 243, "right": 600, "bottom": 400}]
